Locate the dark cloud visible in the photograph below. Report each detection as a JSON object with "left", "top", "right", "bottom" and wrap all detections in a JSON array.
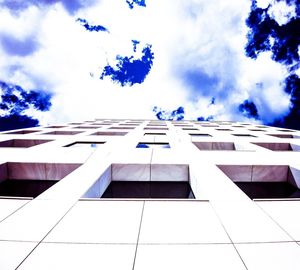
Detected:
[
  {"left": 0, "top": 114, "right": 39, "bottom": 132},
  {"left": 76, "top": 18, "right": 109, "bottom": 33},
  {"left": 0, "top": 81, "right": 53, "bottom": 131},
  {"left": 0, "top": 0, "right": 95, "bottom": 14},
  {"left": 238, "top": 100, "right": 259, "bottom": 120},
  {"left": 271, "top": 74, "right": 300, "bottom": 130},
  {"left": 197, "top": 116, "right": 214, "bottom": 121},
  {"left": 245, "top": 0, "right": 300, "bottom": 130},
  {"left": 153, "top": 106, "right": 184, "bottom": 121},
  {"left": 100, "top": 42, "right": 154, "bottom": 86},
  {"left": 132, "top": 40, "right": 140, "bottom": 52},
  {"left": 126, "top": 0, "right": 146, "bottom": 9},
  {"left": 0, "top": 34, "right": 39, "bottom": 56},
  {"left": 245, "top": 0, "right": 299, "bottom": 65}
]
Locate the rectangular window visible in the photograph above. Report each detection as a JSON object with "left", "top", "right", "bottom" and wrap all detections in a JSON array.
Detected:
[
  {"left": 189, "top": 133, "right": 212, "bottom": 137},
  {"left": 136, "top": 142, "right": 170, "bottom": 149},
  {"left": 252, "top": 142, "right": 300, "bottom": 151},
  {"left": 0, "top": 139, "right": 52, "bottom": 148},
  {"left": 0, "top": 162, "right": 81, "bottom": 198},
  {"left": 90, "top": 131, "right": 127, "bottom": 136},
  {"left": 217, "top": 165, "right": 300, "bottom": 199},
  {"left": 193, "top": 142, "right": 236, "bottom": 151},
  {"left": 101, "top": 181, "right": 195, "bottom": 199},
  {"left": 3, "top": 130, "right": 40, "bottom": 135},
  {"left": 64, "top": 141, "right": 105, "bottom": 148},
  {"left": 232, "top": 134, "right": 257, "bottom": 137},
  {"left": 43, "top": 131, "right": 82, "bottom": 135}
]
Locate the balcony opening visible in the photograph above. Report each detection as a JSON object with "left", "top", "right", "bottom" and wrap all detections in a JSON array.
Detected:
[
  {"left": 268, "top": 134, "right": 300, "bottom": 139},
  {"left": 64, "top": 141, "right": 105, "bottom": 148},
  {"left": 144, "top": 127, "right": 168, "bottom": 130},
  {"left": 232, "top": 134, "right": 257, "bottom": 137},
  {"left": 136, "top": 142, "right": 170, "bottom": 149},
  {"left": 182, "top": 128, "right": 198, "bottom": 131},
  {"left": 189, "top": 133, "right": 212, "bottom": 137},
  {"left": 216, "top": 129, "right": 233, "bottom": 131},
  {"left": 0, "top": 162, "right": 81, "bottom": 198},
  {"left": 74, "top": 126, "right": 101, "bottom": 129},
  {"left": 0, "top": 139, "right": 52, "bottom": 148},
  {"left": 276, "top": 129, "right": 295, "bottom": 132},
  {"left": 217, "top": 165, "right": 300, "bottom": 199},
  {"left": 43, "top": 131, "right": 82, "bottom": 135},
  {"left": 144, "top": 132, "right": 166, "bottom": 135},
  {"left": 252, "top": 142, "right": 300, "bottom": 151},
  {"left": 101, "top": 181, "right": 195, "bottom": 199},
  {"left": 109, "top": 126, "right": 135, "bottom": 129},
  {"left": 248, "top": 129, "right": 266, "bottom": 132},
  {"left": 45, "top": 126, "right": 66, "bottom": 128},
  {"left": 3, "top": 130, "right": 41, "bottom": 135},
  {"left": 193, "top": 142, "right": 237, "bottom": 151},
  {"left": 90, "top": 131, "right": 127, "bottom": 136}
]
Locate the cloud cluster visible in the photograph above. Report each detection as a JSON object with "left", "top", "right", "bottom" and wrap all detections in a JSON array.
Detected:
[
  {"left": 0, "top": 81, "right": 52, "bottom": 131},
  {"left": 245, "top": 0, "right": 300, "bottom": 129},
  {"left": 100, "top": 41, "right": 154, "bottom": 86},
  {"left": 153, "top": 106, "right": 184, "bottom": 121},
  {"left": 0, "top": 0, "right": 298, "bottom": 130},
  {"left": 76, "top": 18, "right": 109, "bottom": 33},
  {"left": 126, "top": 0, "right": 146, "bottom": 9},
  {"left": 0, "top": 0, "right": 96, "bottom": 14}
]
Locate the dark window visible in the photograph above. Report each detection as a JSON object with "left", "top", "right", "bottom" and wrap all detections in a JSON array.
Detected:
[
  {"left": 189, "top": 133, "right": 212, "bottom": 137},
  {"left": 252, "top": 142, "right": 298, "bottom": 151},
  {"left": 0, "top": 139, "right": 52, "bottom": 148},
  {"left": 43, "top": 131, "right": 82, "bottom": 135},
  {"left": 232, "top": 134, "right": 257, "bottom": 137},
  {"left": 101, "top": 181, "right": 195, "bottom": 199},
  {"left": 3, "top": 130, "right": 40, "bottom": 135},
  {"left": 64, "top": 141, "right": 105, "bottom": 148},
  {"left": 217, "top": 165, "right": 300, "bottom": 199},
  {"left": 0, "top": 162, "right": 81, "bottom": 198}
]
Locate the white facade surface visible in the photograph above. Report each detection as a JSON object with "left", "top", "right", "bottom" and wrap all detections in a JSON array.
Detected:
[{"left": 0, "top": 119, "right": 300, "bottom": 269}]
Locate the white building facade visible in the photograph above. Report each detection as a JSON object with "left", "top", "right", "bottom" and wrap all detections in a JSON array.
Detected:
[{"left": 0, "top": 119, "right": 300, "bottom": 269}]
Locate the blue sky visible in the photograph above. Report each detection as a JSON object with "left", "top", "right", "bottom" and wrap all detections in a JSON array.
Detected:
[{"left": 0, "top": 0, "right": 299, "bottom": 130}]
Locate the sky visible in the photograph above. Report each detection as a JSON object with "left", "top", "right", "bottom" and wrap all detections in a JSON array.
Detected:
[{"left": 0, "top": 0, "right": 299, "bottom": 130}]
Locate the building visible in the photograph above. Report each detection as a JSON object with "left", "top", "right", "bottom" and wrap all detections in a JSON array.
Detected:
[{"left": 0, "top": 119, "right": 300, "bottom": 269}]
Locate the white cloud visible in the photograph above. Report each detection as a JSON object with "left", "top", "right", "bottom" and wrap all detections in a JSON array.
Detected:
[{"left": 0, "top": 0, "right": 294, "bottom": 125}]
